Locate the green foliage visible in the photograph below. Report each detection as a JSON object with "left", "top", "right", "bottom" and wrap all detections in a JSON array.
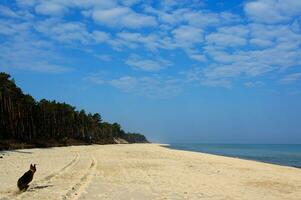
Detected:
[
  {"left": 125, "top": 133, "right": 149, "bottom": 143},
  {"left": 0, "top": 72, "right": 148, "bottom": 148}
]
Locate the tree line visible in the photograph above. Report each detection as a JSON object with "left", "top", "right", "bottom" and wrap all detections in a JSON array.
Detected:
[{"left": 0, "top": 72, "right": 148, "bottom": 149}]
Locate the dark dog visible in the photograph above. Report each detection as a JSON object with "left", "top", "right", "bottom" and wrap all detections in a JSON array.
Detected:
[{"left": 17, "top": 164, "right": 36, "bottom": 191}]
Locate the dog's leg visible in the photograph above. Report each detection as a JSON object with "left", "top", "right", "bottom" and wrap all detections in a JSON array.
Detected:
[{"left": 24, "top": 185, "right": 29, "bottom": 191}]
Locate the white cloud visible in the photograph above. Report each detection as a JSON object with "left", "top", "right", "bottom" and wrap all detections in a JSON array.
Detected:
[
  {"left": 202, "top": 23, "right": 301, "bottom": 87},
  {"left": 96, "top": 54, "right": 112, "bottom": 62},
  {"left": 0, "top": 19, "right": 30, "bottom": 36},
  {"left": 15, "top": 0, "right": 37, "bottom": 8},
  {"left": 172, "top": 25, "right": 203, "bottom": 48},
  {"left": 280, "top": 73, "right": 301, "bottom": 84},
  {"left": 204, "top": 47, "right": 290, "bottom": 76},
  {"left": 244, "top": 0, "right": 301, "bottom": 24},
  {"left": 183, "top": 11, "right": 221, "bottom": 27},
  {"left": 244, "top": 0, "right": 288, "bottom": 23},
  {"left": 92, "top": 7, "right": 157, "bottom": 29},
  {"left": 201, "top": 79, "right": 232, "bottom": 88},
  {"left": 114, "top": 32, "right": 161, "bottom": 50},
  {"left": 92, "top": 7, "right": 128, "bottom": 25},
  {"left": 15, "top": 0, "right": 154, "bottom": 29},
  {"left": 35, "top": 2, "right": 67, "bottom": 16},
  {"left": 249, "top": 38, "right": 274, "bottom": 48},
  {"left": 206, "top": 25, "right": 249, "bottom": 47},
  {"left": 180, "top": 67, "right": 232, "bottom": 88},
  {"left": 144, "top": 6, "right": 185, "bottom": 25},
  {"left": 244, "top": 81, "right": 265, "bottom": 88},
  {"left": 206, "top": 33, "right": 247, "bottom": 47},
  {"left": 291, "top": 19, "right": 301, "bottom": 32},
  {"left": 121, "top": 11, "right": 157, "bottom": 29},
  {"left": 180, "top": 67, "right": 202, "bottom": 82},
  {"left": 35, "top": 19, "right": 111, "bottom": 45},
  {"left": 92, "top": 31, "right": 111, "bottom": 43},
  {"left": 159, "top": 25, "right": 207, "bottom": 62},
  {"left": 35, "top": 20, "right": 90, "bottom": 44},
  {"left": 109, "top": 75, "right": 181, "bottom": 97},
  {"left": 121, "top": 0, "right": 141, "bottom": 6},
  {"left": 0, "top": 15, "right": 73, "bottom": 74},
  {"left": 203, "top": 62, "right": 270, "bottom": 79},
  {"left": 218, "top": 25, "right": 249, "bottom": 36},
  {"left": 0, "top": 5, "right": 19, "bottom": 18},
  {"left": 24, "top": 62, "right": 71, "bottom": 73},
  {"left": 201, "top": 39, "right": 301, "bottom": 85},
  {"left": 16, "top": 0, "right": 118, "bottom": 10},
  {"left": 84, "top": 71, "right": 108, "bottom": 84},
  {"left": 2, "top": 0, "right": 301, "bottom": 90},
  {"left": 181, "top": 61, "right": 273, "bottom": 89},
  {"left": 125, "top": 54, "right": 172, "bottom": 72},
  {"left": 0, "top": 34, "right": 72, "bottom": 73},
  {"left": 188, "top": 53, "right": 207, "bottom": 62},
  {"left": 109, "top": 76, "right": 138, "bottom": 91},
  {"left": 86, "top": 73, "right": 182, "bottom": 98}
]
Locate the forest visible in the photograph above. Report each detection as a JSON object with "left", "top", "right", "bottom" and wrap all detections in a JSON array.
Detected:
[{"left": 0, "top": 72, "right": 148, "bottom": 150}]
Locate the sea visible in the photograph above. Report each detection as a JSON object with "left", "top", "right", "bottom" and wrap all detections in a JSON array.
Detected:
[{"left": 169, "top": 144, "right": 301, "bottom": 168}]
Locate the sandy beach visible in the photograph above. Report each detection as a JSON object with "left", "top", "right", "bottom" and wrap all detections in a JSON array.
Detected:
[{"left": 1, "top": 144, "right": 301, "bottom": 200}]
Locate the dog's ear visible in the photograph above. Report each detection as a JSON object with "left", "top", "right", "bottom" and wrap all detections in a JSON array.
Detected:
[
  {"left": 30, "top": 164, "right": 33, "bottom": 168},
  {"left": 34, "top": 164, "right": 36, "bottom": 169}
]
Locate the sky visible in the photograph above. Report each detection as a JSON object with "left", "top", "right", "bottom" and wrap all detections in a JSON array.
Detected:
[{"left": 0, "top": 0, "right": 301, "bottom": 144}]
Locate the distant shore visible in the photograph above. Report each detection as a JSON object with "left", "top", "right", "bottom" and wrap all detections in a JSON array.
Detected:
[{"left": 1, "top": 144, "right": 301, "bottom": 200}]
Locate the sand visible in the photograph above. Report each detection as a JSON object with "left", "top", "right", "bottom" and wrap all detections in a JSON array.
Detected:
[{"left": 0, "top": 144, "right": 301, "bottom": 200}]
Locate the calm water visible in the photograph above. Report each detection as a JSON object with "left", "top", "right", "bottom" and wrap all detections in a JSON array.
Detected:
[{"left": 169, "top": 144, "right": 301, "bottom": 168}]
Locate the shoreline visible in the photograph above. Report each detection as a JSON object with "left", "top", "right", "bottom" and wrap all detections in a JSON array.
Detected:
[
  {"left": 166, "top": 143, "right": 301, "bottom": 169},
  {"left": 167, "top": 146, "right": 301, "bottom": 170},
  {"left": 1, "top": 144, "right": 301, "bottom": 199}
]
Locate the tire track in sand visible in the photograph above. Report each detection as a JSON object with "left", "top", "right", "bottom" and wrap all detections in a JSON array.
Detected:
[
  {"left": 43, "top": 153, "right": 80, "bottom": 182},
  {"left": 62, "top": 155, "right": 97, "bottom": 200}
]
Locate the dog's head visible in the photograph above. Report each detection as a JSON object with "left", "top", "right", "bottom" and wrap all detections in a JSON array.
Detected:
[{"left": 30, "top": 164, "right": 36, "bottom": 173}]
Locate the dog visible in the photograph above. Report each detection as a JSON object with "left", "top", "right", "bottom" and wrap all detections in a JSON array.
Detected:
[{"left": 17, "top": 164, "right": 36, "bottom": 191}]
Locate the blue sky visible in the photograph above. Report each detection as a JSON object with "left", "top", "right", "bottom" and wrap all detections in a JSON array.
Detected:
[{"left": 1, "top": 0, "right": 301, "bottom": 143}]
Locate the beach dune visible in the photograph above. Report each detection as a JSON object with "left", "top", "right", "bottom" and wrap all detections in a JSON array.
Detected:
[{"left": 1, "top": 144, "right": 301, "bottom": 200}]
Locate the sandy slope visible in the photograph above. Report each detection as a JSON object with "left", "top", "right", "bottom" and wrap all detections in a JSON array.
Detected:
[{"left": 0, "top": 144, "right": 301, "bottom": 200}]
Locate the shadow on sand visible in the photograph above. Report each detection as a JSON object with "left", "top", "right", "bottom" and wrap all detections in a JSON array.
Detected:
[
  {"left": 27, "top": 184, "right": 53, "bottom": 192},
  {"left": 8, "top": 149, "right": 33, "bottom": 154}
]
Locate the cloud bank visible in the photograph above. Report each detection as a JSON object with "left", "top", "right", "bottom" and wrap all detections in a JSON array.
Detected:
[{"left": 0, "top": 0, "right": 301, "bottom": 96}]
